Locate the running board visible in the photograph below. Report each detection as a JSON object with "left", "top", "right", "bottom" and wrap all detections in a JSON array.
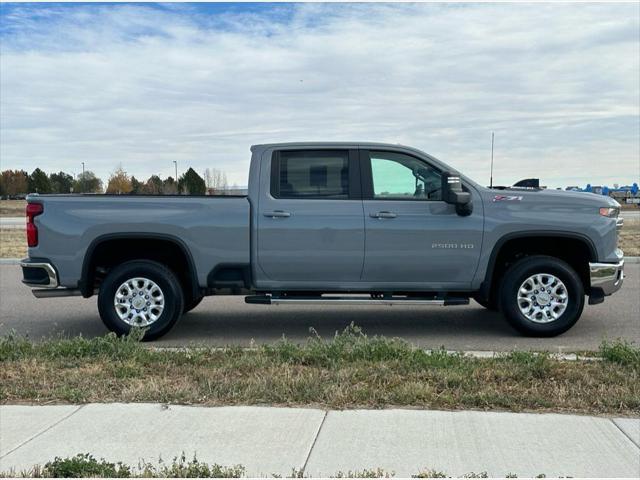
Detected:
[
  {"left": 32, "top": 288, "right": 84, "bottom": 298},
  {"left": 245, "top": 295, "right": 469, "bottom": 306}
]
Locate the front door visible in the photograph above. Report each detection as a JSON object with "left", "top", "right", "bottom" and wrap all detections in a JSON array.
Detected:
[
  {"left": 257, "top": 149, "right": 365, "bottom": 284},
  {"left": 360, "top": 150, "right": 483, "bottom": 289}
]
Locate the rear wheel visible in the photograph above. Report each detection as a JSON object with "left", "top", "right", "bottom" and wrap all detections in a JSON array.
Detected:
[
  {"left": 499, "top": 255, "right": 584, "bottom": 337},
  {"left": 98, "top": 260, "right": 184, "bottom": 340}
]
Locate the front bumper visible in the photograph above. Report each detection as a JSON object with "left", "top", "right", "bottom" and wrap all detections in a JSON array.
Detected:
[
  {"left": 21, "top": 259, "right": 58, "bottom": 288},
  {"left": 589, "top": 258, "right": 624, "bottom": 296}
]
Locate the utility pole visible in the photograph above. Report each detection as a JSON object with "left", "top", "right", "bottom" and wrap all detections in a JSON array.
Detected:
[
  {"left": 489, "top": 132, "right": 495, "bottom": 188},
  {"left": 81, "top": 162, "right": 85, "bottom": 193}
]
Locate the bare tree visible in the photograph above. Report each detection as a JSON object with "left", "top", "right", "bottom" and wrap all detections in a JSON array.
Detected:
[{"left": 204, "top": 168, "right": 228, "bottom": 194}]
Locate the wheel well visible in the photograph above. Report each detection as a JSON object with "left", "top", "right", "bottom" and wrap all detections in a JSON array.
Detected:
[
  {"left": 484, "top": 236, "right": 594, "bottom": 301},
  {"left": 82, "top": 237, "right": 197, "bottom": 299}
]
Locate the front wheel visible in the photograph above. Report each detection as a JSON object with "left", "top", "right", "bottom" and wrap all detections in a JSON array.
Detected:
[
  {"left": 499, "top": 255, "right": 584, "bottom": 337},
  {"left": 98, "top": 260, "right": 184, "bottom": 341}
]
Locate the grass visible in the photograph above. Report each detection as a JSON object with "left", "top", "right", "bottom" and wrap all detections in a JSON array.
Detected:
[
  {"left": 619, "top": 217, "right": 639, "bottom": 256},
  {"left": 0, "top": 326, "right": 638, "bottom": 415},
  {"left": 0, "top": 228, "right": 26, "bottom": 258},
  {"left": 0, "top": 453, "right": 244, "bottom": 478},
  {"left": 0, "top": 199, "right": 26, "bottom": 216},
  {"left": 0, "top": 453, "right": 543, "bottom": 478}
]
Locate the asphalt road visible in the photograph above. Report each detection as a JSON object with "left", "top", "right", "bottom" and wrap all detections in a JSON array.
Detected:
[{"left": 1, "top": 264, "right": 638, "bottom": 351}]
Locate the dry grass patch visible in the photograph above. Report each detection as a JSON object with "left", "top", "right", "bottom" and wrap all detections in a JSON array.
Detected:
[
  {"left": 1, "top": 327, "right": 638, "bottom": 415},
  {"left": 0, "top": 199, "right": 26, "bottom": 216},
  {"left": 0, "top": 228, "right": 26, "bottom": 258},
  {"left": 619, "top": 217, "right": 639, "bottom": 256}
]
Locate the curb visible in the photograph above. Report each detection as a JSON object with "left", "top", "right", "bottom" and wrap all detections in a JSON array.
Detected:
[{"left": 2, "top": 257, "right": 639, "bottom": 265}]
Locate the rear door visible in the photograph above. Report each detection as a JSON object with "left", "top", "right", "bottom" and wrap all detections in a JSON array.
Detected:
[
  {"left": 257, "top": 148, "right": 365, "bottom": 284},
  {"left": 360, "top": 149, "right": 483, "bottom": 288}
]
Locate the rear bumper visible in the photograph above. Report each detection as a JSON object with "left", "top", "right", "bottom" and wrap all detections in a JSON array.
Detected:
[
  {"left": 589, "top": 258, "right": 624, "bottom": 297},
  {"left": 21, "top": 259, "right": 58, "bottom": 288}
]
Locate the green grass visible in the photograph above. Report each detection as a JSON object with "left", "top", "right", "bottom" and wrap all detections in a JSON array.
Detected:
[
  {"left": 599, "top": 339, "right": 640, "bottom": 368},
  {"left": 0, "top": 453, "right": 244, "bottom": 478},
  {"left": 1, "top": 326, "right": 638, "bottom": 414},
  {"left": 0, "top": 453, "right": 547, "bottom": 478}
]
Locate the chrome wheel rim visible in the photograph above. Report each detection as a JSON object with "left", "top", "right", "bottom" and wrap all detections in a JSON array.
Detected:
[
  {"left": 517, "top": 273, "right": 568, "bottom": 323},
  {"left": 113, "top": 277, "right": 165, "bottom": 327}
]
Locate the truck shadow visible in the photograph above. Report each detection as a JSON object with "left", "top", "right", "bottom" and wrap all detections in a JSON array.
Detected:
[{"left": 159, "top": 299, "right": 520, "bottom": 347}]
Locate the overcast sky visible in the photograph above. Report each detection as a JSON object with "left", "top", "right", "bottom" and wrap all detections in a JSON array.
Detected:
[{"left": 1, "top": 2, "right": 638, "bottom": 188}]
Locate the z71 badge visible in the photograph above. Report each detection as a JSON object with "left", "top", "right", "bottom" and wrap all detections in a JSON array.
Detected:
[{"left": 493, "top": 194, "right": 523, "bottom": 202}]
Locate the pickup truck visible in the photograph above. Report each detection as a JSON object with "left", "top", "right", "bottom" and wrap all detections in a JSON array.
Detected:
[{"left": 21, "top": 142, "right": 625, "bottom": 340}]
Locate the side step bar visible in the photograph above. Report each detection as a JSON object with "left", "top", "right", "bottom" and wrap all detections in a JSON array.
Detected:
[
  {"left": 245, "top": 295, "right": 469, "bottom": 306},
  {"left": 32, "top": 288, "right": 84, "bottom": 298}
]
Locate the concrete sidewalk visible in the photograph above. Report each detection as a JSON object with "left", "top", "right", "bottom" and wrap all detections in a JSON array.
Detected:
[{"left": 1, "top": 405, "right": 638, "bottom": 477}]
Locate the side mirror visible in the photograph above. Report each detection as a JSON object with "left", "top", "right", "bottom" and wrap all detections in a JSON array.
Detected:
[{"left": 442, "top": 172, "right": 472, "bottom": 216}]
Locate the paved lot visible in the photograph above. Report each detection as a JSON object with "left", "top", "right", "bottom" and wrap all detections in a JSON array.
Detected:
[
  {"left": 0, "top": 217, "right": 24, "bottom": 229},
  {"left": 1, "top": 264, "right": 638, "bottom": 350},
  {"left": 1, "top": 404, "right": 638, "bottom": 477}
]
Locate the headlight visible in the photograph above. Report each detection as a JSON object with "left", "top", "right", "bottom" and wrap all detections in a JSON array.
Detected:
[{"left": 599, "top": 207, "right": 619, "bottom": 218}]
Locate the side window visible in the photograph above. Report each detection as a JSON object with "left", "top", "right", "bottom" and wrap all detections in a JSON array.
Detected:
[
  {"left": 369, "top": 151, "right": 442, "bottom": 201},
  {"left": 272, "top": 150, "right": 349, "bottom": 199}
]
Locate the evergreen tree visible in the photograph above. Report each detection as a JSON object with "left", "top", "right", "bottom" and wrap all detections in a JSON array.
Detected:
[
  {"left": 28, "top": 168, "right": 52, "bottom": 194},
  {"left": 49, "top": 171, "right": 74, "bottom": 194},
  {"left": 130, "top": 176, "right": 143, "bottom": 195},
  {"left": 178, "top": 168, "right": 206, "bottom": 195}
]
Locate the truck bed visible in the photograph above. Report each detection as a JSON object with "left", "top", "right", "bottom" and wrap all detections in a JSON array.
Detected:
[{"left": 28, "top": 195, "right": 251, "bottom": 289}]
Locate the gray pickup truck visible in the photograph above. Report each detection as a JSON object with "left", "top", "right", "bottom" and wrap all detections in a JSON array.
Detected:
[{"left": 21, "top": 142, "right": 625, "bottom": 339}]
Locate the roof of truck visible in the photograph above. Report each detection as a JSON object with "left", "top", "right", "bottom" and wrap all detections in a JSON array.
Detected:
[{"left": 251, "top": 141, "right": 414, "bottom": 150}]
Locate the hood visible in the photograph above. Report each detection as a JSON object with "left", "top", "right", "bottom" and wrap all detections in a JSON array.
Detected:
[{"left": 483, "top": 187, "right": 619, "bottom": 208}]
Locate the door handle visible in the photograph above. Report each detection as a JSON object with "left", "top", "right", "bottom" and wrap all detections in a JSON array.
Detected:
[
  {"left": 264, "top": 210, "right": 291, "bottom": 218},
  {"left": 370, "top": 211, "right": 397, "bottom": 219}
]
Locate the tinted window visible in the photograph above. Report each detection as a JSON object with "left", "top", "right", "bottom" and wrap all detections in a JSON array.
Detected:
[
  {"left": 273, "top": 150, "right": 349, "bottom": 199},
  {"left": 370, "top": 151, "right": 442, "bottom": 201}
]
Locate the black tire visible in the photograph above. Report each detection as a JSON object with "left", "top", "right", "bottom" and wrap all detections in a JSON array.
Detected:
[
  {"left": 98, "top": 260, "right": 184, "bottom": 341},
  {"left": 183, "top": 295, "right": 204, "bottom": 313},
  {"left": 473, "top": 293, "right": 499, "bottom": 311},
  {"left": 499, "top": 255, "right": 585, "bottom": 337}
]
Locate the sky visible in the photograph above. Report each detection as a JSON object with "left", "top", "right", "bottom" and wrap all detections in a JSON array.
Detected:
[{"left": 1, "top": 2, "right": 639, "bottom": 188}]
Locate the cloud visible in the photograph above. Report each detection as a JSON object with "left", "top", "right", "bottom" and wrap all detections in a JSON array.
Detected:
[{"left": 1, "top": 3, "right": 638, "bottom": 187}]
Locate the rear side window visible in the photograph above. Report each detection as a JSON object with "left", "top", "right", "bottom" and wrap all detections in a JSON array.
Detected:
[{"left": 271, "top": 150, "right": 349, "bottom": 199}]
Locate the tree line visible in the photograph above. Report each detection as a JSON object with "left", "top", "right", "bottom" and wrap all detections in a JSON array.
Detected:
[{"left": 0, "top": 167, "right": 230, "bottom": 197}]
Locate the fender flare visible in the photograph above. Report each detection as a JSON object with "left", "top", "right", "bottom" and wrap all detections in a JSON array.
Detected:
[
  {"left": 478, "top": 230, "right": 598, "bottom": 300},
  {"left": 80, "top": 232, "right": 199, "bottom": 298}
]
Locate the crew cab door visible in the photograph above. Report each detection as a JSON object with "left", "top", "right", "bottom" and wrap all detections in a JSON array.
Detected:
[
  {"left": 256, "top": 148, "right": 364, "bottom": 284},
  {"left": 360, "top": 149, "right": 483, "bottom": 288}
]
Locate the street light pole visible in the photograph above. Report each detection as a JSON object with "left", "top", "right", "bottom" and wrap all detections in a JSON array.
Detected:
[
  {"left": 81, "top": 162, "right": 85, "bottom": 193},
  {"left": 489, "top": 132, "right": 494, "bottom": 188}
]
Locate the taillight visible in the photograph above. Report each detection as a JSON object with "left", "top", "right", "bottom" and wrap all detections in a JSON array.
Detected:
[{"left": 26, "top": 203, "right": 43, "bottom": 247}]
